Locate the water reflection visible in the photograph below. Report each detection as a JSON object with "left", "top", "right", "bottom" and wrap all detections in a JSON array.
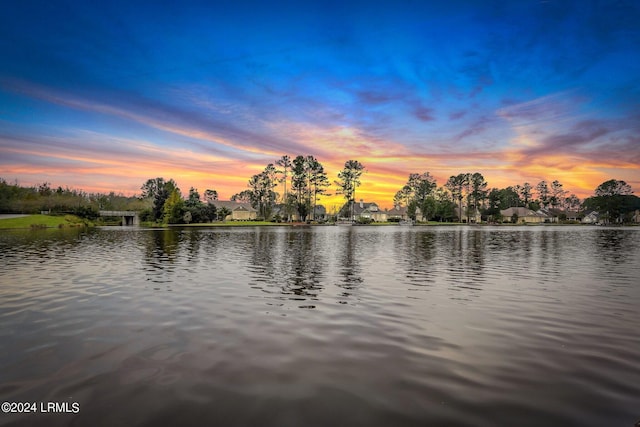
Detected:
[
  {"left": 4, "top": 226, "right": 639, "bottom": 426},
  {"left": 591, "top": 228, "right": 640, "bottom": 292},
  {"left": 443, "top": 229, "right": 485, "bottom": 298},
  {"left": 245, "top": 228, "right": 328, "bottom": 307},
  {"left": 594, "top": 228, "right": 635, "bottom": 262},
  {"left": 143, "top": 229, "right": 181, "bottom": 285},
  {"left": 394, "top": 229, "right": 436, "bottom": 287},
  {"left": 247, "top": 229, "right": 281, "bottom": 292},
  {"left": 335, "top": 228, "right": 363, "bottom": 302},
  {"left": 184, "top": 229, "right": 204, "bottom": 262},
  {"left": 0, "top": 227, "right": 87, "bottom": 264},
  {"left": 282, "top": 229, "right": 324, "bottom": 302}
]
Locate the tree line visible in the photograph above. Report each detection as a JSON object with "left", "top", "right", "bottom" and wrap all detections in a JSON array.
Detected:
[
  {"left": 0, "top": 179, "right": 147, "bottom": 218},
  {"left": 137, "top": 156, "right": 364, "bottom": 224},
  {"left": 1, "top": 165, "right": 637, "bottom": 224},
  {"left": 138, "top": 177, "right": 222, "bottom": 224},
  {"left": 392, "top": 172, "right": 639, "bottom": 223},
  {"left": 228, "top": 156, "right": 364, "bottom": 222}
]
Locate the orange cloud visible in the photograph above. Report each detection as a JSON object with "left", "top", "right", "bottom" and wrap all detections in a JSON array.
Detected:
[{"left": 2, "top": 81, "right": 638, "bottom": 206}]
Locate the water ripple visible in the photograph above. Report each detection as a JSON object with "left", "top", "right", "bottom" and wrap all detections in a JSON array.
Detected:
[{"left": 1, "top": 226, "right": 639, "bottom": 426}]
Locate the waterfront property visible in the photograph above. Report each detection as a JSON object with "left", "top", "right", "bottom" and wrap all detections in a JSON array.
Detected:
[
  {"left": 500, "top": 206, "right": 547, "bottom": 223},
  {"left": 351, "top": 200, "right": 388, "bottom": 222},
  {"left": 343, "top": 200, "right": 411, "bottom": 222},
  {"left": 211, "top": 200, "right": 258, "bottom": 220},
  {"left": 386, "top": 205, "right": 408, "bottom": 221},
  {"left": 455, "top": 205, "right": 482, "bottom": 223},
  {"left": 582, "top": 211, "right": 600, "bottom": 224}
]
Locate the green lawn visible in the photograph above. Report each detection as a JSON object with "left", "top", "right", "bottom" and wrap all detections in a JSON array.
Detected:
[{"left": 0, "top": 214, "right": 88, "bottom": 229}]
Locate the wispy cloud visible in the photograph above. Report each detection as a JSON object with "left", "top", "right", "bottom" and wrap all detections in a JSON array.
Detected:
[
  {"left": 412, "top": 104, "right": 436, "bottom": 122},
  {"left": 1, "top": 78, "right": 293, "bottom": 158},
  {"left": 1, "top": 1, "right": 639, "bottom": 203},
  {"left": 497, "top": 92, "right": 640, "bottom": 195},
  {"left": 0, "top": 128, "right": 252, "bottom": 197},
  {"left": 519, "top": 119, "right": 610, "bottom": 158},
  {"left": 449, "top": 110, "right": 467, "bottom": 121},
  {"left": 497, "top": 90, "right": 584, "bottom": 126}
]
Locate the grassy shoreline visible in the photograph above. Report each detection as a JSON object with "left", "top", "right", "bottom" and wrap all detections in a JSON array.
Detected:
[
  {"left": 0, "top": 214, "right": 90, "bottom": 229},
  {"left": 2, "top": 215, "right": 618, "bottom": 230}
]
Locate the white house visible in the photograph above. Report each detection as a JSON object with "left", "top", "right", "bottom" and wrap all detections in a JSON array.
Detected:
[{"left": 582, "top": 211, "right": 600, "bottom": 224}]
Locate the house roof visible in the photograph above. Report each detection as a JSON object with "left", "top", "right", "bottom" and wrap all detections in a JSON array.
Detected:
[
  {"left": 353, "top": 202, "right": 379, "bottom": 214},
  {"left": 339, "top": 201, "right": 396, "bottom": 217},
  {"left": 386, "top": 206, "right": 407, "bottom": 216},
  {"left": 340, "top": 201, "right": 379, "bottom": 215},
  {"left": 501, "top": 207, "right": 545, "bottom": 217},
  {"left": 212, "top": 200, "right": 257, "bottom": 212}
]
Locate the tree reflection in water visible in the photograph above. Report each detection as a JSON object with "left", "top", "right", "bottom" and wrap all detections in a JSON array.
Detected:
[
  {"left": 247, "top": 228, "right": 327, "bottom": 308},
  {"left": 335, "top": 228, "right": 363, "bottom": 303},
  {"left": 143, "top": 229, "right": 180, "bottom": 286}
]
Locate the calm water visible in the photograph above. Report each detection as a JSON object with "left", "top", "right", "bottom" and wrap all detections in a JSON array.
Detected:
[{"left": 1, "top": 225, "right": 639, "bottom": 427}]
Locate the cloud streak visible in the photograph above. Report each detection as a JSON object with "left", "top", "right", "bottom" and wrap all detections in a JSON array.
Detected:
[{"left": 0, "top": 2, "right": 638, "bottom": 204}]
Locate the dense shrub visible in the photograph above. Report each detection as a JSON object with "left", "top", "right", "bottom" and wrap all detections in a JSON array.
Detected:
[
  {"left": 138, "top": 209, "right": 153, "bottom": 222},
  {"left": 71, "top": 205, "right": 99, "bottom": 220}
]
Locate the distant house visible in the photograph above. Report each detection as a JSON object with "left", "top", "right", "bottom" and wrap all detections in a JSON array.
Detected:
[
  {"left": 633, "top": 210, "right": 640, "bottom": 223},
  {"left": 271, "top": 204, "right": 286, "bottom": 220},
  {"left": 212, "top": 201, "right": 257, "bottom": 221},
  {"left": 562, "top": 210, "right": 581, "bottom": 222},
  {"left": 340, "top": 200, "right": 387, "bottom": 222},
  {"left": 313, "top": 205, "right": 327, "bottom": 221},
  {"left": 351, "top": 200, "right": 387, "bottom": 222},
  {"left": 537, "top": 208, "right": 557, "bottom": 223},
  {"left": 500, "top": 207, "right": 546, "bottom": 223},
  {"left": 582, "top": 211, "right": 600, "bottom": 224},
  {"left": 272, "top": 204, "right": 326, "bottom": 221},
  {"left": 386, "top": 205, "right": 408, "bottom": 221},
  {"left": 456, "top": 205, "right": 482, "bottom": 223}
]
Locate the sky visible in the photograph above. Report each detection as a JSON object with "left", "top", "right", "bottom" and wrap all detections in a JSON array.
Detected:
[{"left": 1, "top": 0, "right": 639, "bottom": 208}]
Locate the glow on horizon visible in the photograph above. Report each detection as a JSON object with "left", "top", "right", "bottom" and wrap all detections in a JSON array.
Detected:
[{"left": 0, "top": 1, "right": 638, "bottom": 208}]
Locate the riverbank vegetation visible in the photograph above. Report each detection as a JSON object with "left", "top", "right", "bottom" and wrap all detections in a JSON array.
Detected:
[
  {"left": 230, "top": 155, "right": 333, "bottom": 222},
  {"left": 392, "top": 172, "right": 639, "bottom": 224},
  {"left": 0, "top": 179, "right": 147, "bottom": 219},
  {"left": 2, "top": 156, "right": 639, "bottom": 227}
]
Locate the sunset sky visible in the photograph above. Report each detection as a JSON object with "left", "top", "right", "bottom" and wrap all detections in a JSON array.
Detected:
[{"left": 1, "top": 0, "right": 639, "bottom": 208}]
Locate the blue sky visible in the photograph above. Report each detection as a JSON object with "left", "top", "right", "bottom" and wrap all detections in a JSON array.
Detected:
[{"left": 1, "top": 0, "right": 639, "bottom": 205}]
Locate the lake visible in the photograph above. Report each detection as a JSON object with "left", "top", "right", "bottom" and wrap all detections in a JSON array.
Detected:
[{"left": 1, "top": 225, "right": 639, "bottom": 427}]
